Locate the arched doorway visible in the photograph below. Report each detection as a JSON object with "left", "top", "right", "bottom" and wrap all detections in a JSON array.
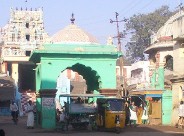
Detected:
[
  {"left": 59, "top": 69, "right": 87, "bottom": 94},
  {"left": 55, "top": 63, "right": 101, "bottom": 93},
  {"left": 55, "top": 63, "right": 101, "bottom": 109},
  {"left": 67, "top": 63, "right": 101, "bottom": 93}
]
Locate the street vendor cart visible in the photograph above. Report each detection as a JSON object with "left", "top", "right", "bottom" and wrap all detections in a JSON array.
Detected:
[{"left": 58, "top": 93, "right": 104, "bottom": 130}]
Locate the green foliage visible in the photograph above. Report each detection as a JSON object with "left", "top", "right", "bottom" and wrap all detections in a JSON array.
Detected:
[{"left": 125, "top": 5, "right": 174, "bottom": 63}]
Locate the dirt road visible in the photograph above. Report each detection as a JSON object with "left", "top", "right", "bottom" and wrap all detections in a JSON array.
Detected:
[{"left": 0, "top": 116, "right": 184, "bottom": 136}]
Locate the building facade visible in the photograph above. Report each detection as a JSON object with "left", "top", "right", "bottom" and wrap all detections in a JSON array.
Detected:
[
  {"left": 128, "top": 61, "right": 150, "bottom": 89},
  {"left": 145, "top": 10, "right": 184, "bottom": 125},
  {"left": 0, "top": 8, "right": 49, "bottom": 92}
]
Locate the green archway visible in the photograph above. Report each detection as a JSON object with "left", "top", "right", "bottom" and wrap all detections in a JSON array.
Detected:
[
  {"left": 30, "top": 43, "right": 119, "bottom": 92},
  {"left": 29, "top": 21, "right": 121, "bottom": 129},
  {"left": 29, "top": 43, "right": 120, "bottom": 129},
  {"left": 30, "top": 44, "right": 121, "bottom": 128},
  {"left": 67, "top": 63, "right": 101, "bottom": 92}
]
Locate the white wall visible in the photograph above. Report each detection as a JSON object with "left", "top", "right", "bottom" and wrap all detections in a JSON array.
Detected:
[{"left": 129, "top": 61, "right": 150, "bottom": 86}]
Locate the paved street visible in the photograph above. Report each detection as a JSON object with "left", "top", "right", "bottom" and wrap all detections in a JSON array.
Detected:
[{"left": 0, "top": 116, "right": 184, "bottom": 136}]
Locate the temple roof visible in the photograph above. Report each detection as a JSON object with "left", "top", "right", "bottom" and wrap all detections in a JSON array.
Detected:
[
  {"left": 156, "top": 10, "right": 184, "bottom": 40},
  {"left": 30, "top": 43, "right": 119, "bottom": 63},
  {"left": 51, "top": 24, "right": 99, "bottom": 44},
  {"left": 144, "top": 41, "right": 175, "bottom": 53},
  {"left": 145, "top": 10, "right": 184, "bottom": 53}
]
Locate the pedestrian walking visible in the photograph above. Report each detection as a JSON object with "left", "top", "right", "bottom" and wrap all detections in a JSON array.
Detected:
[
  {"left": 176, "top": 100, "right": 184, "bottom": 128},
  {"left": 26, "top": 100, "right": 36, "bottom": 129},
  {"left": 10, "top": 100, "right": 19, "bottom": 124}
]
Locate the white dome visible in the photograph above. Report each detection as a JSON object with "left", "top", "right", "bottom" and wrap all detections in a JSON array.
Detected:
[{"left": 51, "top": 24, "right": 98, "bottom": 44}]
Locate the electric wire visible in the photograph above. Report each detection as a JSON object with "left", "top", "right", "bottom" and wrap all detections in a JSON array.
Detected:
[
  {"left": 1, "top": 0, "right": 176, "bottom": 44},
  {"left": 135, "top": 0, "right": 155, "bottom": 14},
  {"left": 119, "top": 0, "right": 143, "bottom": 18}
]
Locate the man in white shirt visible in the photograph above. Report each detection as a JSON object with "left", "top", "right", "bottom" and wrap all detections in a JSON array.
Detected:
[
  {"left": 177, "top": 101, "right": 184, "bottom": 128},
  {"left": 10, "top": 100, "right": 19, "bottom": 122}
]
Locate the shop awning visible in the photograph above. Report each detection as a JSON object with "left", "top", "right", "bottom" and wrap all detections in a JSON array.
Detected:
[
  {"left": 145, "top": 94, "right": 162, "bottom": 97},
  {"left": 129, "top": 89, "right": 163, "bottom": 96}
]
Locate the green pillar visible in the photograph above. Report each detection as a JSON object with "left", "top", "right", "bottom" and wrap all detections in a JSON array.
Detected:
[
  {"left": 35, "top": 66, "right": 42, "bottom": 127},
  {"left": 158, "top": 66, "right": 164, "bottom": 89},
  {"left": 40, "top": 89, "right": 57, "bottom": 129},
  {"left": 36, "top": 97, "right": 41, "bottom": 126},
  {"left": 150, "top": 65, "right": 164, "bottom": 90},
  {"left": 150, "top": 70, "right": 156, "bottom": 88}
]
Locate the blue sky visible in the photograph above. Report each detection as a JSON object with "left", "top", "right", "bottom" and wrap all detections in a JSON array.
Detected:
[{"left": 0, "top": 0, "right": 182, "bottom": 45}]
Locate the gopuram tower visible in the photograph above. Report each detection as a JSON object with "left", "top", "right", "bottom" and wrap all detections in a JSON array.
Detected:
[{"left": 0, "top": 7, "right": 49, "bottom": 92}]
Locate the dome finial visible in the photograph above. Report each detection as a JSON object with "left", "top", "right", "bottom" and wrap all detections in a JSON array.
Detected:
[
  {"left": 107, "top": 36, "right": 113, "bottom": 45},
  {"left": 70, "top": 13, "right": 75, "bottom": 24}
]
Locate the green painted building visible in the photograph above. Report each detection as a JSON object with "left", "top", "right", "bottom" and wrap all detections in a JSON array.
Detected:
[{"left": 29, "top": 20, "right": 120, "bottom": 129}]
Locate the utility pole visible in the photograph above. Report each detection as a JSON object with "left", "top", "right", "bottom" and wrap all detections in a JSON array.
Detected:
[{"left": 110, "top": 12, "right": 128, "bottom": 96}]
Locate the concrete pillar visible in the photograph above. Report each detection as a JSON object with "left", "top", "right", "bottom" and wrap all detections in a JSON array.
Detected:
[
  {"left": 149, "top": 65, "right": 156, "bottom": 88},
  {"left": 1, "top": 62, "right": 7, "bottom": 74},
  {"left": 39, "top": 89, "right": 57, "bottom": 129},
  {"left": 157, "top": 63, "right": 165, "bottom": 90},
  {"left": 12, "top": 62, "right": 18, "bottom": 83}
]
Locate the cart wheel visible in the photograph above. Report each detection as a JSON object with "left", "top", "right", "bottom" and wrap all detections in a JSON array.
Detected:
[{"left": 115, "top": 127, "right": 121, "bottom": 134}]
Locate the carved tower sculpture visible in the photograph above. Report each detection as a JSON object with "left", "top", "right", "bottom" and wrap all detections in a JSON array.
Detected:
[{"left": 0, "top": 7, "right": 49, "bottom": 90}]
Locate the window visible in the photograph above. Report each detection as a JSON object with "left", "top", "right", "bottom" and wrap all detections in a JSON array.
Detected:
[
  {"left": 35, "top": 35, "right": 37, "bottom": 40},
  {"left": 164, "top": 55, "right": 173, "bottom": 71},
  {"left": 40, "top": 35, "right": 43, "bottom": 41},
  {"left": 26, "top": 51, "right": 31, "bottom": 56},
  {"left": 26, "top": 23, "right": 29, "bottom": 28},
  {"left": 18, "top": 32, "right": 21, "bottom": 41},
  {"left": 107, "top": 100, "right": 123, "bottom": 111},
  {"left": 12, "top": 33, "right": 15, "bottom": 42},
  {"left": 26, "top": 35, "right": 30, "bottom": 41},
  {"left": 35, "top": 30, "right": 37, "bottom": 40}
]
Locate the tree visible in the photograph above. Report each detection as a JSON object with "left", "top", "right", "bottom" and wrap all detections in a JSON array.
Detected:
[{"left": 125, "top": 5, "right": 174, "bottom": 63}]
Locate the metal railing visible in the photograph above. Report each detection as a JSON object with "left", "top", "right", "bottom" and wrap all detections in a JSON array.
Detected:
[{"left": 2, "top": 48, "right": 27, "bottom": 56}]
